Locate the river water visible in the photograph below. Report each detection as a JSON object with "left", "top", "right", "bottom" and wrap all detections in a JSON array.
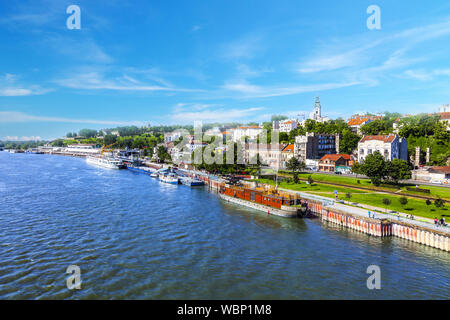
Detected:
[{"left": 0, "top": 152, "right": 449, "bottom": 299}]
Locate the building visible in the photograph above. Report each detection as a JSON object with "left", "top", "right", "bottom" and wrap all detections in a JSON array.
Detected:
[
  {"left": 309, "top": 96, "right": 329, "bottom": 123},
  {"left": 232, "top": 126, "right": 264, "bottom": 142},
  {"left": 347, "top": 117, "right": 372, "bottom": 135},
  {"left": 281, "top": 144, "right": 295, "bottom": 168},
  {"left": 357, "top": 134, "right": 408, "bottom": 162},
  {"left": 412, "top": 166, "right": 450, "bottom": 184},
  {"left": 294, "top": 132, "right": 339, "bottom": 163},
  {"left": 164, "top": 130, "right": 184, "bottom": 144},
  {"left": 273, "top": 119, "right": 298, "bottom": 133},
  {"left": 318, "top": 154, "right": 353, "bottom": 173},
  {"left": 245, "top": 143, "right": 286, "bottom": 169},
  {"left": 438, "top": 104, "right": 450, "bottom": 130}
]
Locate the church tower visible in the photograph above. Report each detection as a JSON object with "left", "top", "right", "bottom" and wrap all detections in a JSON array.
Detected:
[{"left": 313, "top": 96, "right": 321, "bottom": 120}]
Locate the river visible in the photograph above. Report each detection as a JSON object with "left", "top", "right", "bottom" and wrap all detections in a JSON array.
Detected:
[{"left": 0, "top": 152, "right": 449, "bottom": 299}]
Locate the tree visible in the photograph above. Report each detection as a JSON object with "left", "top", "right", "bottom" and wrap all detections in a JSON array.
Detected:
[
  {"left": 399, "top": 196, "right": 408, "bottom": 207},
  {"left": 351, "top": 161, "right": 362, "bottom": 177},
  {"left": 360, "top": 152, "right": 387, "bottom": 186},
  {"left": 434, "top": 197, "right": 445, "bottom": 209},
  {"left": 340, "top": 128, "right": 360, "bottom": 154},
  {"left": 387, "top": 159, "right": 412, "bottom": 184},
  {"left": 66, "top": 132, "right": 73, "bottom": 138},
  {"left": 286, "top": 157, "right": 306, "bottom": 184},
  {"left": 426, "top": 199, "right": 432, "bottom": 206},
  {"left": 307, "top": 175, "right": 314, "bottom": 185},
  {"left": 271, "top": 115, "right": 288, "bottom": 122},
  {"left": 345, "top": 193, "right": 352, "bottom": 201},
  {"left": 103, "top": 134, "right": 117, "bottom": 146},
  {"left": 382, "top": 198, "right": 391, "bottom": 213},
  {"left": 157, "top": 146, "right": 171, "bottom": 163},
  {"left": 78, "top": 129, "right": 98, "bottom": 138}
]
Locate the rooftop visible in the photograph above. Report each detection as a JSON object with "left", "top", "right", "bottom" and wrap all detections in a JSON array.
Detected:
[
  {"left": 320, "top": 154, "right": 352, "bottom": 161},
  {"left": 360, "top": 134, "right": 397, "bottom": 143}
]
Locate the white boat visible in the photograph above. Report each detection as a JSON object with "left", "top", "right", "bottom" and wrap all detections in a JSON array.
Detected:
[
  {"left": 86, "top": 156, "right": 126, "bottom": 169},
  {"left": 159, "top": 173, "right": 179, "bottom": 184}
]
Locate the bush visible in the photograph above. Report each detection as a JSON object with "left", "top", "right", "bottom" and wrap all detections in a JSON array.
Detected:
[{"left": 399, "top": 196, "right": 408, "bottom": 206}]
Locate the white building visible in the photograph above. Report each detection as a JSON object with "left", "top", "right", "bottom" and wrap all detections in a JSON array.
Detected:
[
  {"left": 357, "top": 135, "right": 408, "bottom": 163},
  {"left": 164, "top": 130, "right": 184, "bottom": 144},
  {"left": 232, "top": 126, "right": 264, "bottom": 142},
  {"left": 274, "top": 119, "right": 298, "bottom": 133}
]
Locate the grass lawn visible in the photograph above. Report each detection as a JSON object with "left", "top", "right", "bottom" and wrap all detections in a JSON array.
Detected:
[
  {"left": 256, "top": 178, "right": 448, "bottom": 220},
  {"left": 255, "top": 179, "right": 366, "bottom": 195},
  {"left": 278, "top": 172, "right": 450, "bottom": 200}
]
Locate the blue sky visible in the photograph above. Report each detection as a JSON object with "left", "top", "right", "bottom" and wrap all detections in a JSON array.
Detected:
[{"left": 1, "top": 0, "right": 450, "bottom": 140}]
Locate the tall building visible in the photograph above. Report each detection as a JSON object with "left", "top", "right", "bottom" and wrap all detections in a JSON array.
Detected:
[
  {"left": 299, "top": 97, "right": 330, "bottom": 126},
  {"left": 357, "top": 134, "right": 408, "bottom": 163},
  {"left": 294, "top": 132, "right": 339, "bottom": 162}
]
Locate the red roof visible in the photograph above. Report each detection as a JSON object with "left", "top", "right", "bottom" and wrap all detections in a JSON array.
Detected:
[
  {"left": 320, "top": 154, "right": 352, "bottom": 161},
  {"left": 348, "top": 117, "right": 370, "bottom": 126},
  {"left": 360, "top": 135, "right": 396, "bottom": 143},
  {"left": 439, "top": 112, "right": 450, "bottom": 120},
  {"left": 430, "top": 166, "right": 450, "bottom": 174},
  {"left": 282, "top": 144, "right": 294, "bottom": 152}
]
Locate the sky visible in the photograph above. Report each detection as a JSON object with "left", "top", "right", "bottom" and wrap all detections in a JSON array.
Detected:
[{"left": 1, "top": 0, "right": 450, "bottom": 140}]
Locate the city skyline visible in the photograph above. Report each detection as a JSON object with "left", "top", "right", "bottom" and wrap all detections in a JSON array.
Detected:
[{"left": 1, "top": 0, "right": 450, "bottom": 140}]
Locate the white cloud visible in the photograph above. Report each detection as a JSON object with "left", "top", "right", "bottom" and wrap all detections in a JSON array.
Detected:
[
  {"left": 171, "top": 106, "right": 264, "bottom": 123},
  {"left": 56, "top": 70, "right": 199, "bottom": 92},
  {"left": 0, "top": 111, "right": 144, "bottom": 126},
  {"left": 221, "top": 80, "right": 360, "bottom": 98},
  {"left": 0, "top": 73, "right": 52, "bottom": 96},
  {"left": 5, "top": 136, "right": 41, "bottom": 141}
]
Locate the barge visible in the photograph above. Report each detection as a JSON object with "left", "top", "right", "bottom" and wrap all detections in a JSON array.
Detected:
[{"left": 219, "top": 183, "right": 307, "bottom": 218}]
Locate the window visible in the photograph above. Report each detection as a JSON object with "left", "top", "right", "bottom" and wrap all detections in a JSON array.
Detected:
[{"left": 251, "top": 192, "right": 255, "bottom": 201}]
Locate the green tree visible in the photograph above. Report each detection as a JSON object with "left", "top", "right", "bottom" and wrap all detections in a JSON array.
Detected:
[
  {"left": 399, "top": 196, "right": 408, "bottom": 207},
  {"left": 103, "top": 134, "right": 117, "bottom": 146},
  {"left": 307, "top": 175, "right": 314, "bottom": 185},
  {"left": 360, "top": 152, "right": 387, "bottom": 186},
  {"left": 340, "top": 128, "right": 360, "bottom": 154},
  {"left": 271, "top": 115, "right": 288, "bottom": 122},
  {"left": 382, "top": 198, "right": 391, "bottom": 213},
  {"left": 286, "top": 157, "right": 306, "bottom": 184},
  {"left": 78, "top": 129, "right": 98, "bottom": 138},
  {"left": 434, "top": 197, "right": 445, "bottom": 209},
  {"left": 345, "top": 193, "right": 352, "bottom": 201},
  {"left": 386, "top": 159, "right": 412, "bottom": 184},
  {"left": 66, "top": 132, "right": 73, "bottom": 138}
]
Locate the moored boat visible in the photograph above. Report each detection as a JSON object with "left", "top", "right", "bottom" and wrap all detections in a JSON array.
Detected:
[
  {"left": 219, "top": 183, "right": 306, "bottom": 218},
  {"left": 86, "top": 156, "right": 126, "bottom": 169},
  {"left": 159, "top": 173, "right": 179, "bottom": 184},
  {"left": 179, "top": 176, "right": 205, "bottom": 186}
]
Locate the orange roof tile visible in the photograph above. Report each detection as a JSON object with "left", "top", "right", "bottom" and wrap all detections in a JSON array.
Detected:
[
  {"left": 347, "top": 117, "right": 370, "bottom": 126},
  {"left": 320, "top": 154, "right": 352, "bottom": 161},
  {"left": 360, "top": 135, "right": 396, "bottom": 143},
  {"left": 282, "top": 144, "right": 294, "bottom": 152}
]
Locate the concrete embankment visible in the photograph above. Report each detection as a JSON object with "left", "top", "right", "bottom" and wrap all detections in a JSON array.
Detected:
[{"left": 285, "top": 189, "right": 450, "bottom": 252}]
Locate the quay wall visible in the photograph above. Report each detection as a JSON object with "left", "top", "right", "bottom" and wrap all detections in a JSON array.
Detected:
[{"left": 302, "top": 194, "right": 449, "bottom": 252}]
